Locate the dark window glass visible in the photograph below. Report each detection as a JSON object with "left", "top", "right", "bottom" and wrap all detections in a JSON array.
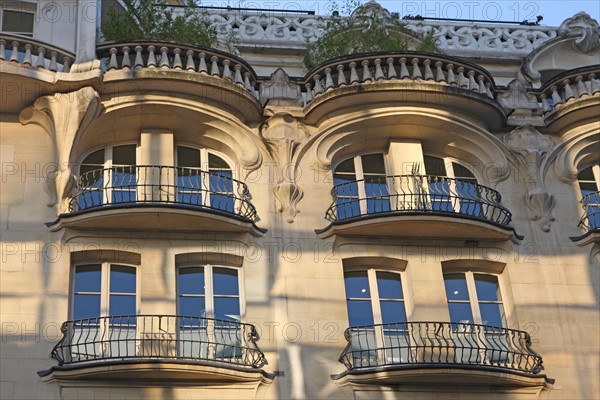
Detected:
[
  {"left": 474, "top": 274, "right": 501, "bottom": 302},
  {"left": 74, "top": 265, "right": 102, "bottom": 292},
  {"left": 179, "top": 297, "right": 206, "bottom": 317},
  {"left": 578, "top": 167, "right": 595, "bottom": 181},
  {"left": 376, "top": 272, "right": 403, "bottom": 299},
  {"left": 344, "top": 271, "right": 370, "bottom": 298},
  {"left": 361, "top": 154, "right": 386, "bottom": 174},
  {"left": 178, "top": 267, "right": 205, "bottom": 295},
  {"left": 448, "top": 303, "right": 473, "bottom": 324},
  {"left": 444, "top": 274, "right": 470, "bottom": 301},
  {"left": 2, "top": 11, "right": 34, "bottom": 35},
  {"left": 213, "top": 268, "right": 239, "bottom": 296},
  {"left": 380, "top": 301, "right": 406, "bottom": 324},
  {"left": 110, "top": 265, "right": 136, "bottom": 294},
  {"left": 112, "top": 145, "right": 136, "bottom": 165},
  {"left": 177, "top": 146, "right": 201, "bottom": 168},
  {"left": 73, "top": 294, "right": 101, "bottom": 320},
  {"left": 424, "top": 156, "right": 447, "bottom": 176},
  {"left": 346, "top": 300, "right": 374, "bottom": 327},
  {"left": 109, "top": 294, "right": 136, "bottom": 316},
  {"left": 214, "top": 297, "right": 240, "bottom": 321}
]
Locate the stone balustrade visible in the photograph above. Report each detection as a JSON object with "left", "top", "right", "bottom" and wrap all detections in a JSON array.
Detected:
[
  {"left": 302, "top": 52, "right": 496, "bottom": 104},
  {"left": 96, "top": 41, "right": 259, "bottom": 97},
  {"left": 538, "top": 66, "right": 600, "bottom": 114},
  {"left": 0, "top": 33, "right": 74, "bottom": 72}
]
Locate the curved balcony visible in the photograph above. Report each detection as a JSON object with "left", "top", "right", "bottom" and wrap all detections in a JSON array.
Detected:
[
  {"left": 39, "top": 315, "right": 272, "bottom": 384},
  {"left": 571, "top": 191, "right": 600, "bottom": 245},
  {"left": 48, "top": 166, "right": 265, "bottom": 235},
  {"left": 96, "top": 41, "right": 262, "bottom": 122},
  {"left": 539, "top": 65, "right": 600, "bottom": 131},
  {"left": 333, "top": 321, "right": 551, "bottom": 387},
  {"left": 301, "top": 52, "right": 505, "bottom": 129},
  {"left": 317, "top": 175, "right": 519, "bottom": 241}
]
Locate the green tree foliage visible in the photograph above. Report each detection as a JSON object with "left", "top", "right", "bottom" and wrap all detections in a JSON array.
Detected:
[{"left": 101, "top": 0, "right": 217, "bottom": 47}]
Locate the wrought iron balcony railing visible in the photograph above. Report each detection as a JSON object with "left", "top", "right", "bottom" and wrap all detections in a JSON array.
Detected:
[
  {"left": 339, "top": 321, "right": 543, "bottom": 374},
  {"left": 578, "top": 191, "right": 600, "bottom": 231},
  {"left": 69, "top": 165, "right": 258, "bottom": 221},
  {"left": 51, "top": 315, "right": 267, "bottom": 369},
  {"left": 325, "top": 175, "right": 512, "bottom": 226}
]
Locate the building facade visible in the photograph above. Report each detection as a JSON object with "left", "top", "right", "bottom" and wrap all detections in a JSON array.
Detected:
[{"left": 1, "top": 1, "right": 599, "bottom": 399}]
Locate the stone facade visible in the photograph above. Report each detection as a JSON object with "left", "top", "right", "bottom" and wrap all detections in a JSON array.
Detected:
[{"left": 1, "top": 1, "right": 599, "bottom": 399}]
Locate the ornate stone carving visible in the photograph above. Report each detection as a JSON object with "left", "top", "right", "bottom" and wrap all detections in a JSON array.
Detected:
[
  {"left": 260, "top": 113, "right": 308, "bottom": 223},
  {"left": 259, "top": 68, "right": 303, "bottom": 107},
  {"left": 558, "top": 12, "right": 600, "bottom": 53},
  {"left": 497, "top": 79, "right": 541, "bottom": 114},
  {"left": 19, "top": 87, "right": 103, "bottom": 214},
  {"left": 503, "top": 125, "right": 556, "bottom": 232}
]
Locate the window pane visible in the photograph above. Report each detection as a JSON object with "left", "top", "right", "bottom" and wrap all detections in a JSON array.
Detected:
[
  {"left": 380, "top": 301, "right": 406, "bottom": 324},
  {"left": 424, "top": 156, "right": 447, "bottom": 176},
  {"left": 213, "top": 268, "right": 239, "bottom": 296},
  {"left": 109, "top": 294, "right": 136, "bottom": 316},
  {"left": 474, "top": 275, "right": 502, "bottom": 301},
  {"left": 74, "top": 265, "right": 101, "bottom": 292},
  {"left": 177, "top": 146, "right": 201, "bottom": 168},
  {"left": 73, "top": 294, "right": 101, "bottom": 320},
  {"left": 578, "top": 167, "right": 595, "bottom": 181},
  {"left": 479, "top": 303, "right": 505, "bottom": 327},
  {"left": 179, "top": 296, "right": 205, "bottom": 317},
  {"left": 179, "top": 267, "right": 204, "bottom": 295},
  {"left": 110, "top": 265, "right": 136, "bottom": 294},
  {"left": 344, "top": 271, "right": 370, "bottom": 298},
  {"left": 346, "top": 300, "right": 374, "bottom": 327},
  {"left": 82, "top": 149, "right": 105, "bottom": 165},
  {"left": 209, "top": 153, "right": 230, "bottom": 170},
  {"left": 214, "top": 297, "right": 241, "bottom": 321},
  {"left": 448, "top": 303, "right": 473, "bottom": 324},
  {"left": 335, "top": 158, "right": 356, "bottom": 173},
  {"left": 580, "top": 182, "right": 598, "bottom": 194},
  {"left": 452, "top": 163, "right": 475, "bottom": 179},
  {"left": 112, "top": 145, "right": 136, "bottom": 165},
  {"left": 444, "top": 274, "right": 469, "bottom": 301},
  {"left": 376, "top": 272, "right": 403, "bottom": 299},
  {"left": 2, "top": 11, "right": 34, "bottom": 34},
  {"left": 361, "top": 154, "right": 385, "bottom": 174}
]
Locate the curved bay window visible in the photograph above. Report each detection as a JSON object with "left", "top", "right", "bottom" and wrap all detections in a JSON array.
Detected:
[{"left": 577, "top": 164, "right": 600, "bottom": 231}]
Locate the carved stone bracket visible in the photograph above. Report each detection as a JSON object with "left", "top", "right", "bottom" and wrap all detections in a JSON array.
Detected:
[
  {"left": 503, "top": 125, "right": 556, "bottom": 232},
  {"left": 558, "top": 12, "right": 600, "bottom": 53},
  {"left": 19, "top": 87, "right": 103, "bottom": 215},
  {"left": 498, "top": 79, "right": 541, "bottom": 116},
  {"left": 260, "top": 113, "right": 308, "bottom": 223},
  {"left": 259, "top": 68, "right": 303, "bottom": 108}
]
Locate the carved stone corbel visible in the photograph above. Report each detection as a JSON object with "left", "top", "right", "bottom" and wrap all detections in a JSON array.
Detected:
[
  {"left": 19, "top": 87, "right": 103, "bottom": 215},
  {"left": 497, "top": 79, "right": 542, "bottom": 118},
  {"left": 558, "top": 12, "right": 600, "bottom": 53},
  {"left": 260, "top": 113, "right": 308, "bottom": 223},
  {"left": 503, "top": 125, "right": 556, "bottom": 232}
]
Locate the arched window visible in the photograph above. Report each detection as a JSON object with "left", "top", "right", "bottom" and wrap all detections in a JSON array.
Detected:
[{"left": 577, "top": 164, "right": 600, "bottom": 230}]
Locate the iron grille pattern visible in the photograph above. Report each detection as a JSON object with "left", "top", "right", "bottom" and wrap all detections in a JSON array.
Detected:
[
  {"left": 51, "top": 315, "right": 267, "bottom": 368},
  {"left": 339, "top": 321, "right": 543, "bottom": 374},
  {"left": 325, "top": 175, "right": 512, "bottom": 225},
  {"left": 579, "top": 191, "right": 600, "bottom": 231},
  {"left": 70, "top": 166, "right": 258, "bottom": 221}
]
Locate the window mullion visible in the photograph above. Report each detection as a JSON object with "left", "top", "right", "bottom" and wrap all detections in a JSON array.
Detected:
[
  {"left": 355, "top": 156, "right": 368, "bottom": 215},
  {"left": 104, "top": 148, "right": 113, "bottom": 205},
  {"left": 593, "top": 165, "right": 600, "bottom": 189},
  {"left": 465, "top": 272, "right": 483, "bottom": 326}
]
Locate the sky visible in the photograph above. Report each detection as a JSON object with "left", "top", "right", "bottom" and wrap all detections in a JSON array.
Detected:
[{"left": 205, "top": 1, "right": 600, "bottom": 26}]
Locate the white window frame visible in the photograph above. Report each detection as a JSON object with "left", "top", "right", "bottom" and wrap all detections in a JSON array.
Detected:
[
  {"left": 577, "top": 164, "right": 600, "bottom": 195},
  {"left": 0, "top": 3, "right": 36, "bottom": 37}
]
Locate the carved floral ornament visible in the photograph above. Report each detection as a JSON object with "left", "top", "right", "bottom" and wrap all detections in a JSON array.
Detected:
[{"left": 558, "top": 12, "right": 600, "bottom": 53}]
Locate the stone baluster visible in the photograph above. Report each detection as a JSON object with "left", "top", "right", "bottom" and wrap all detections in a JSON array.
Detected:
[
  {"left": 121, "top": 46, "right": 131, "bottom": 69},
  {"left": 243, "top": 72, "right": 252, "bottom": 91},
  {"left": 159, "top": 47, "right": 170, "bottom": 68},
  {"left": 550, "top": 85, "right": 563, "bottom": 106},
  {"left": 134, "top": 46, "right": 144, "bottom": 68},
  {"left": 0, "top": 39, "right": 5, "bottom": 61},
  {"left": 305, "top": 83, "right": 314, "bottom": 102},
  {"left": 36, "top": 47, "right": 46, "bottom": 68},
  {"left": 446, "top": 63, "right": 456, "bottom": 85},
  {"left": 49, "top": 51, "right": 58, "bottom": 71},
  {"left": 423, "top": 59, "right": 434, "bottom": 80},
  {"left": 198, "top": 52, "right": 207, "bottom": 73},
  {"left": 362, "top": 60, "right": 372, "bottom": 82},
  {"left": 563, "top": 79, "right": 575, "bottom": 100},
  {"left": 172, "top": 48, "right": 183, "bottom": 69},
  {"left": 457, "top": 67, "right": 467, "bottom": 88},
  {"left": 411, "top": 58, "right": 422, "bottom": 79},
  {"left": 10, "top": 41, "right": 19, "bottom": 62},
  {"left": 387, "top": 58, "right": 397, "bottom": 79},
  {"left": 62, "top": 56, "right": 71, "bottom": 72},
  {"left": 324, "top": 67, "right": 334, "bottom": 89},
  {"left": 485, "top": 82, "right": 493, "bottom": 98},
  {"left": 399, "top": 57, "right": 409, "bottom": 79},
  {"left": 108, "top": 47, "right": 119, "bottom": 70},
  {"left": 589, "top": 73, "right": 599, "bottom": 94},
  {"left": 435, "top": 61, "right": 444, "bottom": 82},
  {"left": 349, "top": 62, "right": 359, "bottom": 84},
  {"left": 575, "top": 75, "right": 588, "bottom": 97},
  {"left": 234, "top": 64, "right": 244, "bottom": 85},
  {"left": 468, "top": 70, "right": 477, "bottom": 91},
  {"left": 223, "top": 59, "right": 232, "bottom": 80},
  {"left": 477, "top": 75, "right": 486, "bottom": 94},
  {"left": 22, "top": 43, "right": 32, "bottom": 66},
  {"left": 313, "top": 74, "right": 323, "bottom": 95},
  {"left": 147, "top": 46, "right": 157, "bottom": 68},
  {"left": 374, "top": 58, "right": 385, "bottom": 81},
  {"left": 185, "top": 50, "right": 195, "bottom": 71},
  {"left": 337, "top": 64, "right": 347, "bottom": 86},
  {"left": 210, "top": 56, "right": 220, "bottom": 76},
  {"left": 539, "top": 93, "right": 551, "bottom": 113}
]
